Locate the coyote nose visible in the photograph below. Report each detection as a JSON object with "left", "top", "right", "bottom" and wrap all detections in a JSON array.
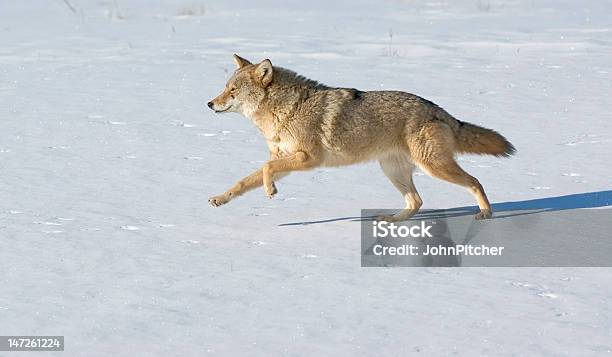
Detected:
[{"left": 207, "top": 101, "right": 213, "bottom": 109}]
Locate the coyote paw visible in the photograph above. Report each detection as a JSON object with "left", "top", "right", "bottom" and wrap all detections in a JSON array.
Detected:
[
  {"left": 209, "top": 194, "right": 230, "bottom": 207},
  {"left": 265, "top": 182, "right": 277, "bottom": 198},
  {"left": 376, "top": 215, "right": 399, "bottom": 222},
  {"left": 475, "top": 209, "right": 492, "bottom": 220},
  {"left": 375, "top": 209, "right": 418, "bottom": 223}
]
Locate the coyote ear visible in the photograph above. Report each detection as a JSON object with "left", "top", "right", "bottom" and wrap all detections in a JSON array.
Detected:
[
  {"left": 256, "top": 59, "right": 273, "bottom": 87},
  {"left": 233, "top": 54, "right": 252, "bottom": 68}
]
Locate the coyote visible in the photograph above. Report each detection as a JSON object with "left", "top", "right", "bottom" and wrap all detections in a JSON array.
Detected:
[{"left": 207, "top": 55, "right": 515, "bottom": 221}]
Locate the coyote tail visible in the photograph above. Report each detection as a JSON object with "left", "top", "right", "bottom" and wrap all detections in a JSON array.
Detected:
[{"left": 455, "top": 120, "right": 516, "bottom": 157}]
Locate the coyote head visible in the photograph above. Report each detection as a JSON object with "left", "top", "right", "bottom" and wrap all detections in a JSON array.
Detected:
[{"left": 207, "top": 54, "right": 273, "bottom": 117}]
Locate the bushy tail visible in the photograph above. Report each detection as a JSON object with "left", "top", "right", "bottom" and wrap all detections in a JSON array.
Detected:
[{"left": 455, "top": 121, "right": 515, "bottom": 157}]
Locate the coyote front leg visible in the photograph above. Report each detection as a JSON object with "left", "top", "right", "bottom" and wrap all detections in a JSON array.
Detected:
[
  {"left": 262, "top": 151, "right": 318, "bottom": 198},
  {"left": 209, "top": 169, "right": 263, "bottom": 207}
]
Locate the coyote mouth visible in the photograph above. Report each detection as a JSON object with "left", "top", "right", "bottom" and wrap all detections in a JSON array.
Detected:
[{"left": 214, "top": 106, "right": 231, "bottom": 113}]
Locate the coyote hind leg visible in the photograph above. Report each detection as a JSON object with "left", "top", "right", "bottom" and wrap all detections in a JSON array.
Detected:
[
  {"left": 378, "top": 155, "right": 423, "bottom": 222},
  {"left": 409, "top": 123, "right": 492, "bottom": 220},
  {"left": 422, "top": 160, "right": 492, "bottom": 220}
]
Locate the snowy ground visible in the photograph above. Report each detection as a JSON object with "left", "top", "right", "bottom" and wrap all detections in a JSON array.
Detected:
[{"left": 1, "top": 0, "right": 611, "bottom": 355}]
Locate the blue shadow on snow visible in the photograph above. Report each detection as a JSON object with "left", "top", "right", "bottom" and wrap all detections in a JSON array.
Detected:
[{"left": 278, "top": 190, "right": 612, "bottom": 226}]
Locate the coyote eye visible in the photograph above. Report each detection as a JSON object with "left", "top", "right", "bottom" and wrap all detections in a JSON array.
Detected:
[{"left": 229, "top": 87, "right": 237, "bottom": 98}]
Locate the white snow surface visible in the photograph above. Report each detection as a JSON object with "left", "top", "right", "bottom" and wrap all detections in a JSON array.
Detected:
[{"left": 1, "top": 0, "right": 611, "bottom": 356}]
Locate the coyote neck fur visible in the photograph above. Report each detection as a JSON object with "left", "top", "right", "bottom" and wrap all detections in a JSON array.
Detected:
[{"left": 249, "top": 68, "right": 327, "bottom": 139}]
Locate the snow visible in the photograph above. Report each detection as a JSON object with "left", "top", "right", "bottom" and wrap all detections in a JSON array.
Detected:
[{"left": 1, "top": 0, "right": 611, "bottom": 355}]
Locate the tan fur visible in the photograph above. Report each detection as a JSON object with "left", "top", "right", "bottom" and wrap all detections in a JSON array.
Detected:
[{"left": 207, "top": 55, "right": 515, "bottom": 220}]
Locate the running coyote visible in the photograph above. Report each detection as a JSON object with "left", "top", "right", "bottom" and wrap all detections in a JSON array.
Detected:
[{"left": 207, "top": 55, "right": 515, "bottom": 221}]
